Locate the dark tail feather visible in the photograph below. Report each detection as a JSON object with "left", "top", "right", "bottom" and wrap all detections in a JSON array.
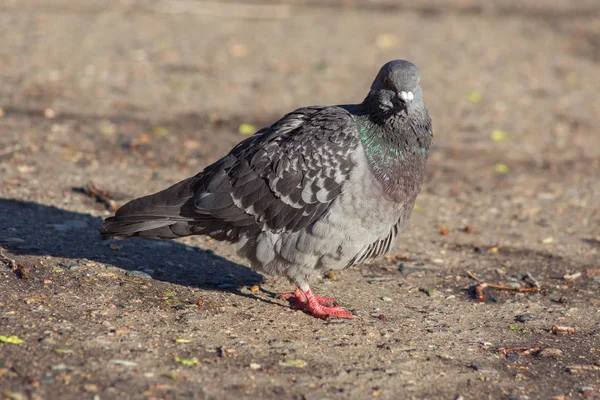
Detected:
[{"left": 100, "top": 177, "right": 200, "bottom": 240}]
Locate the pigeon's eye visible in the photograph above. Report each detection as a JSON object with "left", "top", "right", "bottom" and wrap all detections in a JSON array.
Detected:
[{"left": 383, "top": 77, "right": 391, "bottom": 86}]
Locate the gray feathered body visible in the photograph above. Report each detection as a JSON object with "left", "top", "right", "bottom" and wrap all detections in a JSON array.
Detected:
[{"left": 101, "top": 99, "right": 432, "bottom": 288}]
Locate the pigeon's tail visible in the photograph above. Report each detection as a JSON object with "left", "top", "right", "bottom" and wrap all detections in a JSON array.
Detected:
[{"left": 100, "top": 177, "right": 199, "bottom": 240}]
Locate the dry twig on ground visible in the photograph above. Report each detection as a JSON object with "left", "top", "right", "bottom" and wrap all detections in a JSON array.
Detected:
[
  {"left": 466, "top": 270, "right": 542, "bottom": 293},
  {"left": 75, "top": 182, "right": 120, "bottom": 212},
  {"left": 498, "top": 345, "right": 542, "bottom": 356},
  {"left": 552, "top": 325, "right": 575, "bottom": 334}
]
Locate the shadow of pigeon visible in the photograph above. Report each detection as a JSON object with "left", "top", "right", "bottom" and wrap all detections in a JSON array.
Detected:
[{"left": 0, "top": 198, "right": 265, "bottom": 298}]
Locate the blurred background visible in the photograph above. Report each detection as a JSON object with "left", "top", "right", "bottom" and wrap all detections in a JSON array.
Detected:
[{"left": 1, "top": 1, "right": 599, "bottom": 399}]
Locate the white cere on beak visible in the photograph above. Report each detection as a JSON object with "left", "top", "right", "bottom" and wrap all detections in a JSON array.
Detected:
[{"left": 399, "top": 91, "right": 414, "bottom": 102}]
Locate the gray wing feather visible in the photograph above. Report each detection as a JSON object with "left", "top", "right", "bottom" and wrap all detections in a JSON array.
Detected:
[
  {"left": 192, "top": 105, "right": 360, "bottom": 239},
  {"left": 101, "top": 106, "right": 360, "bottom": 241}
]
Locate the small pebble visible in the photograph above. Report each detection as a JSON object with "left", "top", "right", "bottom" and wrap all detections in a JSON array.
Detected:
[
  {"left": 59, "top": 261, "right": 83, "bottom": 271},
  {"left": 110, "top": 359, "right": 138, "bottom": 367},
  {"left": 419, "top": 288, "right": 440, "bottom": 298},
  {"left": 536, "top": 348, "right": 563, "bottom": 358},
  {"left": 575, "top": 385, "right": 594, "bottom": 393},
  {"left": 44, "top": 108, "right": 56, "bottom": 118},
  {"left": 468, "top": 362, "right": 483, "bottom": 371},
  {"left": 249, "top": 363, "right": 261, "bottom": 370},
  {"left": 381, "top": 296, "right": 392, "bottom": 302},
  {"left": 178, "top": 313, "right": 204, "bottom": 324},
  {"left": 126, "top": 270, "right": 153, "bottom": 280},
  {"left": 515, "top": 314, "right": 536, "bottom": 323}
]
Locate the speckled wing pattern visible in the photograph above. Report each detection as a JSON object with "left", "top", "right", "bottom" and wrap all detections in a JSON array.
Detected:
[{"left": 188, "top": 106, "right": 360, "bottom": 241}]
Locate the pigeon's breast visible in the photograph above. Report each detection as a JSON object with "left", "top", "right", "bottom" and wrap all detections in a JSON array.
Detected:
[
  {"left": 243, "top": 147, "right": 421, "bottom": 278},
  {"left": 280, "top": 149, "right": 412, "bottom": 272}
]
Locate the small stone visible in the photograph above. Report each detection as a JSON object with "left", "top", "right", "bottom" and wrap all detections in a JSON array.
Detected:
[
  {"left": 381, "top": 296, "right": 392, "bottom": 302},
  {"left": 178, "top": 313, "right": 204, "bottom": 324},
  {"left": 44, "top": 108, "right": 56, "bottom": 118},
  {"left": 515, "top": 314, "right": 536, "bottom": 323},
  {"left": 468, "top": 362, "right": 484, "bottom": 371},
  {"left": 575, "top": 385, "right": 594, "bottom": 393},
  {"left": 59, "top": 261, "right": 83, "bottom": 271},
  {"left": 536, "top": 348, "right": 563, "bottom": 359},
  {"left": 249, "top": 363, "right": 261, "bottom": 370},
  {"left": 40, "top": 337, "right": 57, "bottom": 346},
  {"left": 397, "top": 262, "right": 415, "bottom": 274},
  {"left": 110, "top": 359, "right": 138, "bottom": 367},
  {"left": 279, "top": 359, "right": 307, "bottom": 368},
  {"left": 84, "top": 384, "right": 99, "bottom": 392},
  {"left": 126, "top": 270, "right": 152, "bottom": 280},
  {"left": 419, "top": 288, "right": 440, "bottom": 298}
]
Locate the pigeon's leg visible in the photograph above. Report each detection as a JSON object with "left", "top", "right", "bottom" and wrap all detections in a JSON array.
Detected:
[
  {"left": 283, "top": 285, "right": 354, "bottom": 320},
  {"left": 279, "top": 288, "right": 307, "bottom": 309},
  {"left": 303, "top": 288, "right": 354, "bottom": 319},
  {"left": 280, "top": 288, "right": 336, "bottom": 307}
]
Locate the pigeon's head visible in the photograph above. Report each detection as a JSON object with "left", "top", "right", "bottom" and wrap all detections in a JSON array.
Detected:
[{"left": 368, "top": 60, "right": 422, "bottom": 113}]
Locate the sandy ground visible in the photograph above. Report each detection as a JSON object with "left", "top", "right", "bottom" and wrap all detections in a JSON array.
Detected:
[{"left": 1, "top": 1, "right": 600, "bottom": 399}]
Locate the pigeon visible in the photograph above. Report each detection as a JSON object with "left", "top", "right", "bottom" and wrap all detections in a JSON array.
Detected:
[{"left": 100, "top": 59, "right": 433, "bottom": 319}]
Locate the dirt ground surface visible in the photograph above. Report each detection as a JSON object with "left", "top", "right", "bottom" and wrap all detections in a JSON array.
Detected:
[{"left": 1, "top": 1, "right": 600, "bottom": 399}]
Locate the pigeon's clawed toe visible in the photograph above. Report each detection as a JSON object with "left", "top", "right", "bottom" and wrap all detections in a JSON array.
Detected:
[
  {"left": 281, "top": 288, "right": 353, "bottom": 320},
  {"left": 100, "top": 59, "right": 433, "bottom": 320}
]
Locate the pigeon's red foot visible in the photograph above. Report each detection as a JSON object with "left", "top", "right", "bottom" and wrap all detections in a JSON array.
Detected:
[{"left": 280, "top": 287, "right": 354, "bottom": 319}]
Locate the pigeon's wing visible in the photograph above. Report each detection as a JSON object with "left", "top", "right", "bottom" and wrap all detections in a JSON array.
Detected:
[{"left": 191, "top": 106, "right": 360, "bottom": 241}]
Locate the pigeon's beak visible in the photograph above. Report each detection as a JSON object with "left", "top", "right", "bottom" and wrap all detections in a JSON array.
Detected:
[{"left": 398, "top": 91, "right": 414, "bottom": 103}]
